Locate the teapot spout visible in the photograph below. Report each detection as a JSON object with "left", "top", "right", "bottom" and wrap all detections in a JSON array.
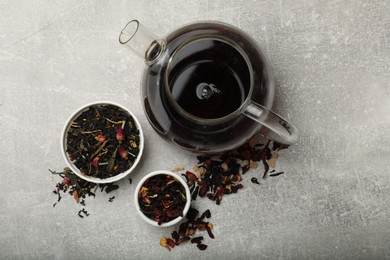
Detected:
[{"left": 119, "top": 20, "right": 165, "bottom": 65}]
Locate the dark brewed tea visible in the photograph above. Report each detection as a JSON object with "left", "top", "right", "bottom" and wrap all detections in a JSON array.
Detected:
[
  {"left": 141, "top": 22, "right": 271, "bottom": 153},
  {"left": 167, "top": 39, "right": 249, "bottom": 119}
]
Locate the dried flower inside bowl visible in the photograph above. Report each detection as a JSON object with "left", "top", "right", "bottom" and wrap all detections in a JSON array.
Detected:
[
  {"left": 135, "top": 171, "right": 191, "bottom": 227},
  {"left": 62, "top": 102, "right": 144, "bottom": 184}
]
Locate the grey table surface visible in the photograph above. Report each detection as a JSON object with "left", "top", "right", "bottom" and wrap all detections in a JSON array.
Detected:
[{"left": 1, "top": 0, "right": 389, "bottom": 259}]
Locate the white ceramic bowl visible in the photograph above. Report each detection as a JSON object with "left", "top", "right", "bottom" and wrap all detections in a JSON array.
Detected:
[
  {"left": 61, "top": 101, "right": 144, "bottom": 184},
  {"left": 134, "top": 170, "right": 191, "bottom": 227}
]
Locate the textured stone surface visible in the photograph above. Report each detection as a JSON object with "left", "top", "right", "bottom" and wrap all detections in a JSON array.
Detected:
[{"left": 0, "top": 0, "right": 389, "bottom": 259}]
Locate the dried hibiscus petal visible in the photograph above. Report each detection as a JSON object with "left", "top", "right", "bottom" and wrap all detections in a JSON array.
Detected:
[
  {"left": 197, "top": 243, "right": 208, "bottom": 251},
  {"left": 187, "top": 226, "right": 196, "bottom": 236},
  {"left": 171, "top": 231, "right": 179, "bottom": 243},
  {"left": 186, "top": 207, "right": 199, "bottom": 221},
  {"left": 199, "top": 209, "right": 211, "bottom": 220},
  {"left": 166, "top": 238, "right": 175, "bottom": 248},
  {"left": 176, "top": 236, "right": 190, "bottom": 245},
  {"left": 179, "top": 221, "right": 189, "bottom": 237},
  {"left": 185, "top": 171, "right": 198, "bottom": 181},
  {"left": 191, "top": 236, "right": 204, "bottom": 244}
]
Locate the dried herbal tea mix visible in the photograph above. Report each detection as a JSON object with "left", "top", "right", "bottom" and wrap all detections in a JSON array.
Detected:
[
  {"left": 162, "top": 140, "right": 289, "bottom": 251},
  {"left": 65, "top": 104, "right": 140, "bottom": 179},
  {"left": 51, "top": 167, "right": 122, "bottom": 217},
  {"left": 160, "top": 208, "right": 214, "bottom": 251},
  {"left": 181, "top": 140, "right": 288, "bottom": 205},
  {"left": 138, "top": 174, "right": 187, "bottom": 225}
]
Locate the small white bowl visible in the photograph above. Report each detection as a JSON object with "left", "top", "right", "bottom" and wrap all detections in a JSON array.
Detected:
[
  {"left": 134, "top": 170, "right": 191, "bottom": 227},
  {"left": 61, "top": 101, "right": 144, "bottom": 184}
]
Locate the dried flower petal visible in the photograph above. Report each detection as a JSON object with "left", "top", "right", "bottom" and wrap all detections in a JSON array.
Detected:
[
  {"left": 185, "top": 171, "right": 198, "bottom": 181},
  {"left": 116, "top": 127, "right": 124, "bottom": 143},
  {"left": 205, "top": 223, "right": 215, "bottom": 239},
  {"left": 179, "top": 222, "right": 189, "bottom": 237},
  {"left": 166, "top": 238, "right": 175, "bottom": 248},
  {"left": 197, "top": 243, "right": 208, "bottom": 250},
  {"left": 187, "top": 226, "right": 196, "bottom": 236},
  {"left": 199, "top": 209, "right": 211, "bottom": 220},
  {"left": 118, "top": 146, "right": 128, "bottom": 159},
  {"left": 95, "top": 134, "right": 106, "bottom": 142},
  {"left": 73, "top": 191, "right": 79, "bottom": 203},
  {"left": 176, "top": 236, "right": 190, "bottom": 245},
  {"left": 92, "top": 157, "right": 99, "bottom": 169},
  {"left": 191, "top": 236, "right": 204, "bottom": 244},
  {"left": 62, "top": 178, "right": 70, "bottom": 185},
  {"left": 186, "top": 208, "right": 199, "bottom": 221},
  {"left": 160, "top": 236, "right": 171, "bottom": 251},
  {"left": 171, "top": 167, "right": 185, "bottom": 172}
]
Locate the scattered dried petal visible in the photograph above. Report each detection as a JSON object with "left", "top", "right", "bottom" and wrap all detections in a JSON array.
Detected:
[
  {"left": 197, "top": 243, "right": 208, "bottom": 251},
  {"left": 179, "top": 222, "right": 189, "bottom": 237},
  {"left": 176, "top": 236, "right": 190, "bottom": 245},
  {"left": 205, "top": 224, "right": 215, "bottom": 239},
  {"left": 62, "top": 178, "right": 70, "bottom": 185},
  {"left": 160, "top": 236, "right": 171, "bottom": 251},
  {"left": 166, "top": 238, "right": 175, "bottom": 248},
  {"left": 171, "top": 167, "right": 185, "bottom": 172},
  {"left": 73, "top": 191, "right": 79, "bottom": 203},
  {"left": 199, "top": 209, "right": 211, "bottom": 220},
  {"left": 187, "top": 227, "right": 196, "bottom": 236},
  {"left": 191, "top": 236, "right": 204, "bottom": 244},
  {"left": 171, "top": 231, "right": 179, "bottom": 243},
  {"left": 185, "top": 171, "right": 198, "bottom": 181}
]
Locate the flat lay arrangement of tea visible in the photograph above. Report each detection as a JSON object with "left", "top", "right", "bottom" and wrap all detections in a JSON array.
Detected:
[
  {"left": 51, "top": 19, "right": 299, "bottom": 252},
  {"left": 2, "top": 1, "right": 388, "bottom": 259}
]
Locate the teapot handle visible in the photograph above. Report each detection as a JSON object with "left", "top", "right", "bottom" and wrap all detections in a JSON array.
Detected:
[{"left": 243, "top": 101, "right": 299, "bottom": 145}]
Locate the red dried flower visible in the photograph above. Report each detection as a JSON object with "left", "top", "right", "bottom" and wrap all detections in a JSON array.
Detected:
[
  {"left": 95, "top": 134, "right": 106, "bottom": 142},
  {"left": 118, "top": 146, "right": 128, "bottom": 159},
  {"left": 92, "top": 157, "right": 99, "bottom": 169},
  {"left": 116, "top": 127, "right": 124, "bottom": 143}
]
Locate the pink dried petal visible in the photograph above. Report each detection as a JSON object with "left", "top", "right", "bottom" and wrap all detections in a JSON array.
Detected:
[
  {"left": 95, "top": 134, "right": 106, "bottom": 142},
  {"left": 116, "top": 127, "right": 124, "bottom": 143},
  {"left": 92, "top": 157, "right": 99, "bottom": 169},
  {"left": 118, "top": 146, "right": 128, "bottom": 159}
]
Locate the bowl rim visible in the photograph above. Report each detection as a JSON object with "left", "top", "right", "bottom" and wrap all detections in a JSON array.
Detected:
[
  {"left": 134, "top": 170, "right": 191, "bottom": 227},
  {"left": 61, "top": 101, "right": 144, "bottom": 184}
]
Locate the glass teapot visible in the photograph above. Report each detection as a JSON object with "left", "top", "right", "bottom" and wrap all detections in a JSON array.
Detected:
[{"left": 119, "top": 20, "right": 299, "bottom": 154}]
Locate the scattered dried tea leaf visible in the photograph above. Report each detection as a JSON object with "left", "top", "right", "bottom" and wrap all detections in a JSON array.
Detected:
[
  {"left": 251, "top": 177, "right": 260, "bottom": 184},
  {"left": 269, "top": 171, "right": 284, "bottom": 177},
  {"left": 77, "top": 208, "right": 89, "bottom": 218},
  {"left": 51, "top": 167, "right": 123, "bottom": 217}
]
